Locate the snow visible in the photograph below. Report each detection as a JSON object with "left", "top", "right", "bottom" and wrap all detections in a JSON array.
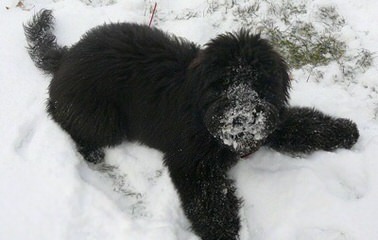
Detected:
[
  {"left": 1, "top": 0, "right": 378, "bottom": 240},
  {"left": 216, "top": 82, "right": 267, "bottom": 153}
]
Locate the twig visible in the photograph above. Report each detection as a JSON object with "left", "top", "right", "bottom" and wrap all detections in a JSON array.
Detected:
[{"left": 148, "top": 2, "right": 157, "bottom": 27}]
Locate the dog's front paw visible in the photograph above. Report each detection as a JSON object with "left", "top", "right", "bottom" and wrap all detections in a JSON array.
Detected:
[{"left": 266, "top": 107, "right": 359, "bottom": 154}]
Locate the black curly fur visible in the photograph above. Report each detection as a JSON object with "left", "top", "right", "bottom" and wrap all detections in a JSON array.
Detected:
[
  {"left": 24, "top": 10, "right": 359, "bottom": 240},
  {"left": 24, "top": 9, "right": 66, "bottom": 73},
  {"left": 267, "top": 107, "right": 359, "bottom": 153}
]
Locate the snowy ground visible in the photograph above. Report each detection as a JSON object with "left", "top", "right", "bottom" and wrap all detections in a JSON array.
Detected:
[{"left": 1, "top": 0, "right": 378, "bottom": 240}]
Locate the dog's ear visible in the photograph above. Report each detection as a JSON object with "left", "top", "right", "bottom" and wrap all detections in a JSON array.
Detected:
[{"left": 188, "top": 50, "right": 205, "bottom": 69}]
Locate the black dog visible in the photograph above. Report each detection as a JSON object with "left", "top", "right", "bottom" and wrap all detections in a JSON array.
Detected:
[{"left": 24, "top": 10, "right": 359, "bottom": 240}]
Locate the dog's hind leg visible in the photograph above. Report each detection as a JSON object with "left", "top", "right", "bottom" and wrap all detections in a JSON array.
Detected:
[
  {"left": 46, "top": 98, "right": 126, "bottom": 164},
  {"left": 74, "top": 138, "right": 106, "bottom": 164}
]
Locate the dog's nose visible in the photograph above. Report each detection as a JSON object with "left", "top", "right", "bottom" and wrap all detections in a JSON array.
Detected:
[{"left": 232, "top": 116, "right": 248, "bottom": 127}]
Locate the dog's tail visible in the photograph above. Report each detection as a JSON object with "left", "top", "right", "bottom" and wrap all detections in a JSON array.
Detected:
[{"left": 24, "top": 9, "right": 66, "bottom": 74}]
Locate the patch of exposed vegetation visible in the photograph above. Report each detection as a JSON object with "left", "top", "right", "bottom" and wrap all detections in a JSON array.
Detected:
[
  {"left": 80, "top": 0, "right": 116, "bottom": 7},
  {"left": 156, "top": 0, "right": 374, "bottom": 82},
  {"left": 232, "top": 1, "right": 374, "bottom": 81}
]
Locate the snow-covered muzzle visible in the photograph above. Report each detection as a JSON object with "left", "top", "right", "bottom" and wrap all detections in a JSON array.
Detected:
[{"left": 204, "top": 82, "right": 279, "bottom": 157}]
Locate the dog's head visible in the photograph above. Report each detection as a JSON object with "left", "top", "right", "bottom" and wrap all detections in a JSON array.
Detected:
[{"left": 189, "top": 30, "right": 290, "bottom": 156}]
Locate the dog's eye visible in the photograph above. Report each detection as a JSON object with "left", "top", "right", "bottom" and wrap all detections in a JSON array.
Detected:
[{"left": 223, "top": 78, "right": 231, "bottom": 85}]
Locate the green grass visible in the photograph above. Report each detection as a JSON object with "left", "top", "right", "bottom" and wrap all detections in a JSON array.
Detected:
[{"left": 231, "top": 0, "right": 374, "bottom": 81}]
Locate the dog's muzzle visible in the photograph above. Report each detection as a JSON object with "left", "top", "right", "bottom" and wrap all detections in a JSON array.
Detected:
[{"left": 205, "top": 82, "right": 279, "bottom": 156}]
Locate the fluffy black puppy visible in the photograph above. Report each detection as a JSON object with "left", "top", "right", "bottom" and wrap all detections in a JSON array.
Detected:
[{"left": 24, "top": 10, "right": 359, "bottom": 240}]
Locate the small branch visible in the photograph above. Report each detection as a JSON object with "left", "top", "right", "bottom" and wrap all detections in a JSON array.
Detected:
[{"left": 148, "top": 2, "right": 157, "bottom": 27}]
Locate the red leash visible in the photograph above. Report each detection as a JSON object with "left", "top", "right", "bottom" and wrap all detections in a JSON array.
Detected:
[{"left": 148, "top": 2, "right": 157, "bottom": 27}]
